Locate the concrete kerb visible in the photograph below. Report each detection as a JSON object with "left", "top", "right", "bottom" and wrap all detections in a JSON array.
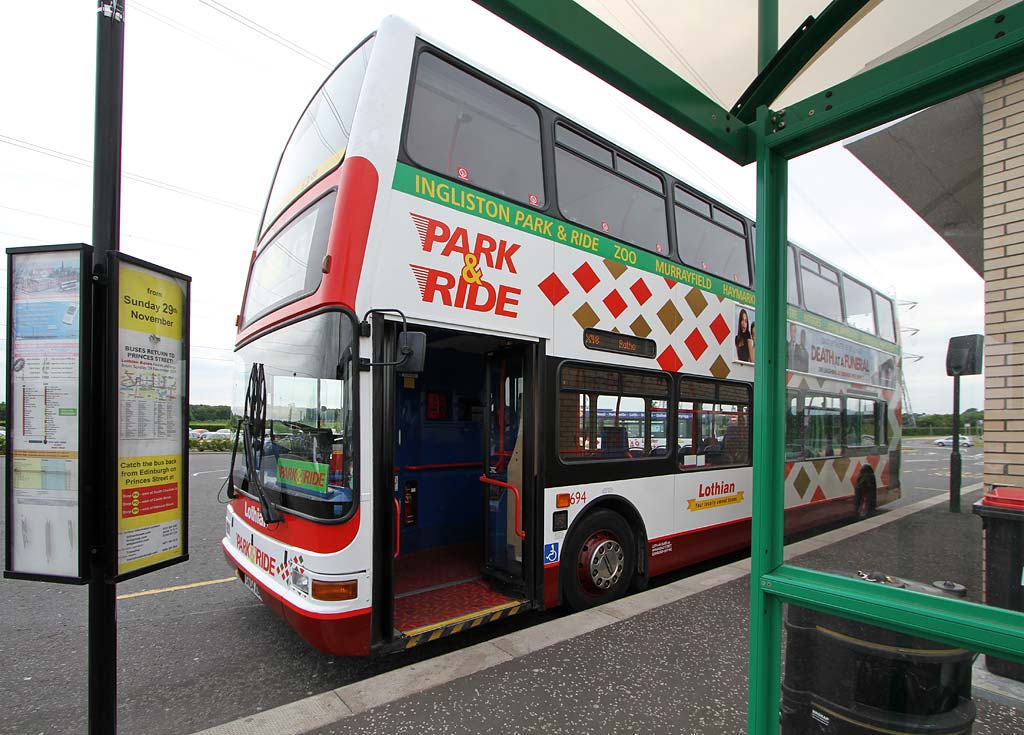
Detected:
[{"left": 191, "top": 486, "right": 979, "bottom": 735}]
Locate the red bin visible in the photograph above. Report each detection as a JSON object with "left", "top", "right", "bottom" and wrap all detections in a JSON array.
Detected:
[{"left": 973, "top": 486, "right": 1024, "bottom": 681}]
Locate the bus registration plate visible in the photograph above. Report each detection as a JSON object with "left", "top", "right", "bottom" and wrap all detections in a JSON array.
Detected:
[{"left": 242, "top": 572, "right": 262, "bottom": 601}]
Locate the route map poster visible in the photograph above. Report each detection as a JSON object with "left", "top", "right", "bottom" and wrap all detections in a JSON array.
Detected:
[
  {"left": 6, "top": 246, "right": 87, "bottom": 580},
  {"left": 114, "top": 256, "right": 190, "bottom": 577}
]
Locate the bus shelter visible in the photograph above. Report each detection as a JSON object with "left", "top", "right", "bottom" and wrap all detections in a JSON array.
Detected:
[{"left": 473, "top": 1, "right": 1024, "bottom": 731}]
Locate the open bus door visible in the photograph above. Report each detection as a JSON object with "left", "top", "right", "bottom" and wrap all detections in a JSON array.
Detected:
[
  {"left": 482, "top": 346, "right": 528, "bottom": 590},
  {"left": 381, "top": 329, "right": 535, "bottom": 651}
]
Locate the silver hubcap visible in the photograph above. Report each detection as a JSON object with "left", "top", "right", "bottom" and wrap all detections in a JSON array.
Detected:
[{"left": 588, "top": 539, "right": 625, "bottom": 590}]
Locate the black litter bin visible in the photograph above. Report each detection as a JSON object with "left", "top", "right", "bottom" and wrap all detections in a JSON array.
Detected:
[
  {"left": 781, "top": 573, "right": 976, "bottom": 734},
  {"left": 973, "top": 485, "right": 1024, "bottom": 682}
]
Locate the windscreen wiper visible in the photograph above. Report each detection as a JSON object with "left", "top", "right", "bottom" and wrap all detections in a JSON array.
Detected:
[{"left": 230, "top": 363, "right": 280, "bottom": 524}]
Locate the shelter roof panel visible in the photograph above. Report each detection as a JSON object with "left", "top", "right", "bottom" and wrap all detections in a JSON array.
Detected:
[{"left": 474, "top": 0, "right": 1018, "bottom": 163}]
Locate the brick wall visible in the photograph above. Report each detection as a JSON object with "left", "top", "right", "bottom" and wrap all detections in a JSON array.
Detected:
[{"left": 983, "top": 72, "right": 1024, "bottom": 485}]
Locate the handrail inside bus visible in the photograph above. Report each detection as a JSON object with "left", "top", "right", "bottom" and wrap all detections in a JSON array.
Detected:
[
  {"left": 478, "top": 476, "right": 526, "bottom": 539},
  {"left": 393, "top": 498, "right": 401, "bottom": 559},
  {"left": 404, "top": 462, "right": 483, "bottom": 471}
]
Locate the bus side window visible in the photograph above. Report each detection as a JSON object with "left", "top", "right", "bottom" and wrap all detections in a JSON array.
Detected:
[
  {"left": 786, "top": 392, "right": 804, "bottom": 460},
  {"left": 805, "top": 394, "right": 841, "bottom": 458},
  {"left": 678, "top": 379, "right": 751, "bottom": 470},
  {"left": 557, "top": 364, "right": 668, "bottom": 462}
]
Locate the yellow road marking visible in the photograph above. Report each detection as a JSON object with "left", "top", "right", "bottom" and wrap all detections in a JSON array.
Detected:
[{"left": 117, "top": 577, "right": 236, "bottom": 600}]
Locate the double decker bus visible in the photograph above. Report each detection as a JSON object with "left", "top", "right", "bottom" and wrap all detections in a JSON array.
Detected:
[{"left": 222, "top": 17, "right": 902, "bottom": 656}]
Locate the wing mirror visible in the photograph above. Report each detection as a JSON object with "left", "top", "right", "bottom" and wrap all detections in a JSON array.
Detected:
[{"left": 397, "top": 331, "right": 426, "bottom": 374}]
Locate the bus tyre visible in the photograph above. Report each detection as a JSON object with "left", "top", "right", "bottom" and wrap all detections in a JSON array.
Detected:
[
  {"left": 855, "top": 472, "right": 877, "bottom": 520},
  {"left": 562, "top": 510, "right": 635, "bottom": 611}
]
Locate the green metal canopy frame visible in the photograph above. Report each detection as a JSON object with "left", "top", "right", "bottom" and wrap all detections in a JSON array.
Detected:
[{"left": 472, "top": 1, "right": 1024, "bottom": 733}]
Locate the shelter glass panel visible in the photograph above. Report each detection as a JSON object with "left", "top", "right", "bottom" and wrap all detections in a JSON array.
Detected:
[
  {"left": 779, "top": 601, "right": 1024, "bottom": 735},
  {"left": 784, "top": 76, "right": 1024, "bottom": 663}
]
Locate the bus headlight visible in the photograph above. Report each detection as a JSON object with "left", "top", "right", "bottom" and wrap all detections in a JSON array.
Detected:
[{"left": 289, "top": 569, "right": 310, "bottom": 595}]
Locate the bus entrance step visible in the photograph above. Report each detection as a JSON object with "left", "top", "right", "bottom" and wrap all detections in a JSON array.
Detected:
[{"left": 397, "top": 599, "right": 531, "bottom": 650}]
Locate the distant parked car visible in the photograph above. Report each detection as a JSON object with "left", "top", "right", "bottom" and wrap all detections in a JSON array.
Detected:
[
  {"left": 206, "top": 428, "right": 236, "bottom": 440},
  {"left": 935, "top": 436, "right": 972, "bottom": 447}
]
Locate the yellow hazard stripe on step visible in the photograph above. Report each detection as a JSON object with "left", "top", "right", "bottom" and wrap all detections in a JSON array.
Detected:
[{"left": 402, "top": 601, "right": 529, "bottom": 648}]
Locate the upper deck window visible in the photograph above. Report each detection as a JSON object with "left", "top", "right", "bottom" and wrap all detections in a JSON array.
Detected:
[
  {"left": 674, "top": 186, "right": 750, "bottom": 286},
  {"left": 406, "top": 52, "right": 545, "bottom": 207},
  {"left": 843, "top": 275, "right": 876, "bottom": 334},
  {"left": 243, "top": 195, "right": 336, "bottom": 326},
  {"left": 616, "top": 155, "right": 663, "bottom": 193},
  {"left": 555, "top": 126, "right": 668, "bottom": 254},
  {"left": 876, "top": 293, "right": 898, "bottom": 343},
  {"left": 787, "top": 246, "right": 800, "bottom": 306},
  {"left": 555, "top": 125, "right": 613, "bottom": 167},
  {"left": 262, "top": 39, "right": 374, "bottom": 235},
  {"left": 800, "top": 254, "right": 843, "bottom": 323}
]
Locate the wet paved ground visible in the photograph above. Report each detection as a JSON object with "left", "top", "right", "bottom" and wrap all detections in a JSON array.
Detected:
[{"left": 288, "top": 487, "right": 1024, "bottom": 735}]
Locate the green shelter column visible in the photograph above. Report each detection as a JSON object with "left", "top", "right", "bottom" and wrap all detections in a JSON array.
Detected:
[{"left": 747, "top": 103, "right": 788, "bottom": 735}]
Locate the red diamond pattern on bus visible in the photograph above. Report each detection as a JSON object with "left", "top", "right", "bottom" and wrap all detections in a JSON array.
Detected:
[
  {"left": 604, "top": 289, "right": 628, "bottom": 318},
  {"left": 811, "top": 487, "right": 827, "bottom": 503},
  {"left": 850, "top": 462, "right": 863, "bottom": 490},
  {"left": 538, "top": 273, "right": 569, "bottom": 305},
  {"left": 630, "top": 277, "right": 652, "bottom": 306},
  {"left": 573, "top": 262, "right": 600, "bottom": 293},
  {"left": 684, "top": 328, "right": 708, "bottom": 360},
  {"left": 664, "top": 277, "right": 677, "bottom": 290},
  {"left": 657, "top": 345, "right": 682, "bottom": 373},
  {"left": 709, "top": 314, "right": 730, "bottom": 344}
]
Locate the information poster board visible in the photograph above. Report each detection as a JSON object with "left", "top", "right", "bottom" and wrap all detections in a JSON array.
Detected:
[
  {"left": 5, "top": 244, "right": 90, "bottom": 582},
  {"left": 111, "top": 253, "right": 190, "bottom": 580}
]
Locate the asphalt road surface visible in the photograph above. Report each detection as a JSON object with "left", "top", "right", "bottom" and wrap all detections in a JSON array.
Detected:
[
  {"left": 895, "top": 436, "right": 985, "bottom": 508},
  {"left": 0, "top": 439, "right": 986, "bottom": 734}
]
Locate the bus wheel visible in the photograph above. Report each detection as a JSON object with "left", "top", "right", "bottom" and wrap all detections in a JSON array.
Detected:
[
  {"left": 855, "top": 472, "right": 877, "bottom": 520},
  {"left": 562, "top": 510, "right": 635, "bottom": 611}
]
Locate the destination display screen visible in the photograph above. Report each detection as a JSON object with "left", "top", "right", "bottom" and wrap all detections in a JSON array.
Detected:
[{"left": 583, "top": 328, "right": 656, "bottom": 358}]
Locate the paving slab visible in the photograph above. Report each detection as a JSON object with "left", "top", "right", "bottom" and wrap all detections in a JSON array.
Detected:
[{"left": 195, "top": 486, "right": 1024, "bottom": 735}]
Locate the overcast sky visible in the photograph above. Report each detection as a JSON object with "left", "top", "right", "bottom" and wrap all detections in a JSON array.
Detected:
[{"left": 0, "top": 0, "right": 985, "bottom": 415}]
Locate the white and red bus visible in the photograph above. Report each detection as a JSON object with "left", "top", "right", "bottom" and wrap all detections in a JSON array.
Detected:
[{"left": 222, "top": 17, "right": 902, "bottom": 656}]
